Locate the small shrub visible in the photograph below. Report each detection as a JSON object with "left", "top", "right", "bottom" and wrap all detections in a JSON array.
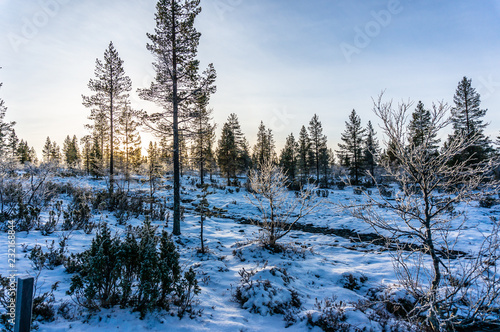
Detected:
[
  {"left": 339, "top": 272, "right": 368, "bottom": 291},
  {"left": 32, "top": 282, "right": 59, "bottom": 322},
  {"left": 479, "top": 195, "right": 498, "bottom": 208},
  {"left": 379, "top": 186, "right": 393, "bottom": 199},
  {"left": 232, "top": 266, "right": 301, "bottom": 316},
  {"left": 67, "top": 221, "right": 198, "bottom": 318},
  {"left": 62, "top": 191, "right": 92, "bottom": 231},
  {"left": 39, "top": 200, "right": 63, "bottom": 235},
  {"left": 306, "top": 296, "right": 350, "bottom": 331}
]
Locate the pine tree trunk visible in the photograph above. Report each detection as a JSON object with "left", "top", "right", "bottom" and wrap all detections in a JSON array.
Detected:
[
  {"left": 109, "top": 90, "right": 114, "bottom": 200},
  {"left": 172, "top": 6, "right": 181, "bottom": 236}
]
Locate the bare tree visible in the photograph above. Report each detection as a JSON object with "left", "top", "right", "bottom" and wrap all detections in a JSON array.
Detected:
[
  {"left": 346, "top": 93, "right": 500, "bottom": 331},
  {"left": 247, "top": 160, "right": 321, "bottom": 249}
]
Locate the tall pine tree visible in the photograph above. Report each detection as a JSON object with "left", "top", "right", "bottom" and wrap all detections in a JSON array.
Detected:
[
  {"left": 83, "top": 41, "right": 132, "bottom": 196},
  {"left": 138, "top": 0, "right": 216, "bottom": 235}
]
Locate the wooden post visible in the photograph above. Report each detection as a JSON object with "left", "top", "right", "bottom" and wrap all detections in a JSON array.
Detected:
[{"left": 14, "top": 276, "right": 34, "bottom": 332}]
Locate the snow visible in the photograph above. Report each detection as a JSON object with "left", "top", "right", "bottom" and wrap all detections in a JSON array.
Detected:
[{"left": 1, "top": 174, "right": 498, "bottom": 331}]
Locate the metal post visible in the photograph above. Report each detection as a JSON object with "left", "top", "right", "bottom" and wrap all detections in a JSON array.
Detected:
[{"left": 14, "top": 276, "right": 34, "bottom": 332}]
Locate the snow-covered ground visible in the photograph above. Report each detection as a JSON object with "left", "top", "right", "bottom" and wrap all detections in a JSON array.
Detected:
[{"left": 0, "top": 174, "right": 498, "bottom": 331}]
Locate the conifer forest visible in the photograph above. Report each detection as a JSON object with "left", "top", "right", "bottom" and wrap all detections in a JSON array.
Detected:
[{"left": 1, "top": 1, "right": 500, "bottom": 331}]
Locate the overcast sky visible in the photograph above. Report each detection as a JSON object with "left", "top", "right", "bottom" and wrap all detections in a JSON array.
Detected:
[{"left": 1, "top": 0, "right": 500, "bottom": 156}]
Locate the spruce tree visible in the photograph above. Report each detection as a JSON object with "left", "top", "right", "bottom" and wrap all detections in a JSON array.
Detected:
[
  {"left": 308, "top": 114, "right": 328, "bottom": 183},
  {"left": 83, "top": 41, "right": 132, "bottom": 197},
  {"left": 7, "top": 128, "right": 18, "bottom": 160},
  {"left": 319, "top": 147, "right": 334, "bottom": 186},
  {"left": 448, "top": 76, "right": 492, "bottom": 164},
  {"left": 227, "top": 113, "right": 251, "bottom": 173},
  {"left": 297, "top": 125, "right": 312, "bottom": 183},
  {"left": 89, "top": 134, "right": 103, "bottom": 178},
  {"left": 158, "top": 230, "right": 181, "bottom": 304},
  {"left": 63, "top": 135, "right": 81, "bottom": 169},
  {"left": 42, "top": 137, "right": 52, "bottom": 162},
  {"left": 137, "top": 219, "right": 160, "bottom": 315},
  {"left": 337, "top": 109, "right": 366, "bottom": 184},
  {"left": 364, "top": 121, "right": 380, "bottom": 178},
  {"left": 407, "top": 101, "right": 439, "bottom": 155},
  {"left": 252, "top": 121, "right": 276, "bottom": 166},
  {"left": 85, "top": 110, "right": 109, "bottom": 169},
  {"left": 17, "top": 140, "right": 36, "bottom": 164},
  {"left": 138, "top": 0, "right": 217, "bottom": 235},
  {"left": 51, "top": 141, "right": 61, "bottom": 164},
  {"left": 216, "top": 122, "right": 238, "bottom": 185},
  {"left": 279, "top": 133, "right": 298, "bottom": 183}
]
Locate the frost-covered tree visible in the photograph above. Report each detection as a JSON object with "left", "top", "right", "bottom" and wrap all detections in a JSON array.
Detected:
[
  {"left": 248, "top": 160, "right": 320, "bottom": 249},
  {"left": 349, "top": 94, "right": 500, "bottom": 331},
  {"left": 337, "top": 109, "right": 366, "bottom": 184},
  {"left": 83, "top": 41, "right": 132, "bottom": 196},
  {"left": 138, "top": 0, "right": 216, "bottom": 236}
]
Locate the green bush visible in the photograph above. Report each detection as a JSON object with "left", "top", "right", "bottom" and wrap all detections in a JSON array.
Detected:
[{"left": 68, "top": 220, "right": 199, "bottom": 318}]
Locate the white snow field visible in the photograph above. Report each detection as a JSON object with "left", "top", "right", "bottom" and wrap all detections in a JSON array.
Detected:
[{"left": 1, "top": 174, "right": 498, "bottom": 331}]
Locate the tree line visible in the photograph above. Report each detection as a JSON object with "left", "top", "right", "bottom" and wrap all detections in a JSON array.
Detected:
[{"left": 0, "top": 0, "right": 497, "bottom": 236}]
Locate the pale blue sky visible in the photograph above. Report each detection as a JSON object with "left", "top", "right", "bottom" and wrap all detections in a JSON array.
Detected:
[{"left": 1, "top": 0, "right": 500, "bottom": 156}]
